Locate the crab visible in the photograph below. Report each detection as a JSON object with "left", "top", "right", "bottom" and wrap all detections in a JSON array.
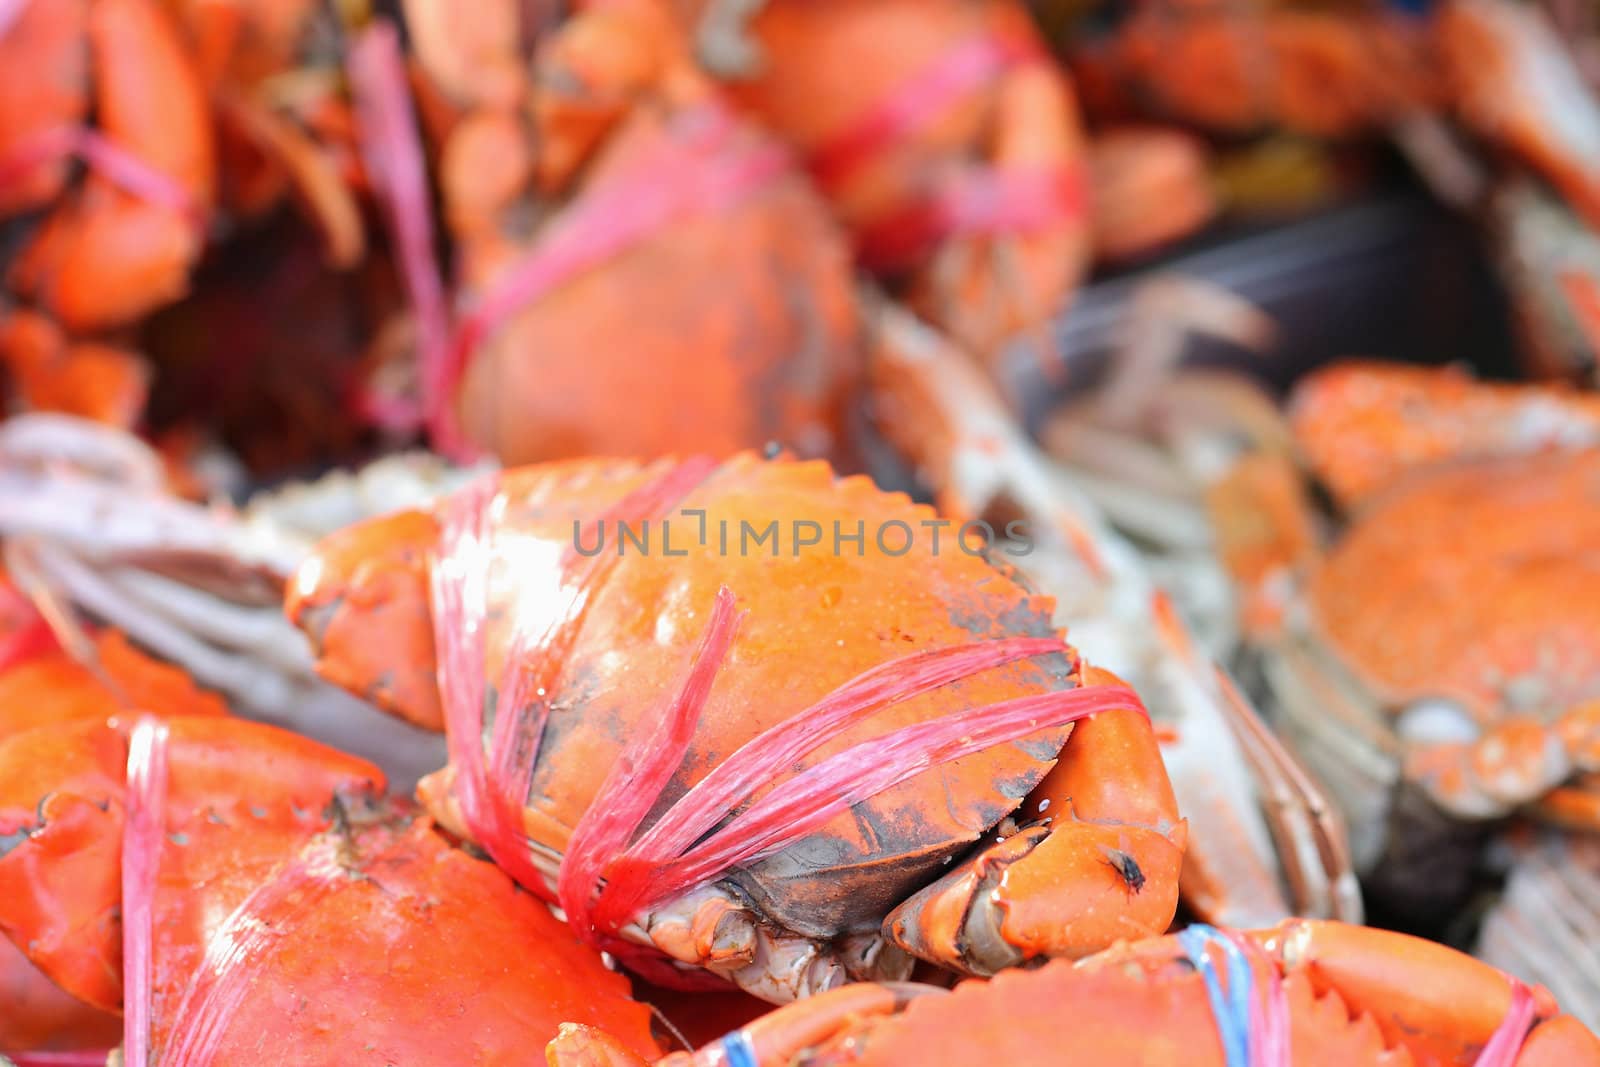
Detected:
[
  {"left": 1060, "top": 0, "right": 1439, "bottom": 141},
  {"left": 357, "top": 0, "right": 863, "bottom": 464},
  {"left": 0, "top": 687, "right": 663, "bottom": 1063},
  {"left": 1206, "top": 360, "right": 1600, "bottom": 1018},
  {"left": 0, "top": 0, "right": 213, "bottom": 426},
  {"left": 549, "top": 919, "right": 1600, "bottom": 1066},
  {"left": 0, "top": 567, "right": 657, "bottom": 1063},
  {"left": 287, "top": 450, "right": 1189, "bottom": 1001}
]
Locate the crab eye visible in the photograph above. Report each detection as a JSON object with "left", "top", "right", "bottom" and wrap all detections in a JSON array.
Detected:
[{"left": 1396, "top": 699, "right": 1481, "bottom": 745}]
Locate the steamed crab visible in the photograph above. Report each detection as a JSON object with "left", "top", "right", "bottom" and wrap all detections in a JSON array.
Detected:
[
  {"left": 0, "top": 664, "right": 663, "bottom": 1063},
  {"left": 1209, "top": 360, "right": 1600, "bottom": 1023},
  {"left": 287, "top": 450, "right": 1189, "bottom": 1000},
  {"left": 550, "top": 919, "right": 1600, "bottom": 1066}
]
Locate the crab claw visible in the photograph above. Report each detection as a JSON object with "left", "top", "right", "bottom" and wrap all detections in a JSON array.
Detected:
[
  {"left": 635, "top": 918, "right": 1600, "bottom": 1066},
  {"left": 1245, "top": 918, "right": 1581, "bottom": 1065},
  {"left": 288, "top": 506, "right": 444, "bottom": 732},
  {"left": 884, "top": 667, "right": 1186, "bottom": 973}
]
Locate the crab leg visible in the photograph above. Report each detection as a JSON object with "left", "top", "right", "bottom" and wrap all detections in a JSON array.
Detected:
[
  {"left": 1151, "top": 591, "right": 1361, "bottom": 926},
  {"left": 13, "top": 540, "right": 303, "bottom": 712},
  {"left": 1209, "top": 666, "right": 1362, "bottom": 923},
  {"left": 0, "top": 411, "right": 164, "bottom": 487}
]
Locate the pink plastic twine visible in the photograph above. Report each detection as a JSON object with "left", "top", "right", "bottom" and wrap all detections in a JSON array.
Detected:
[
  {"left": 803, "top": 32, "right": 1083, "bottom": 270},
  {"left": 808, "top": 35, "right": 1036, "bottom": 193},
  {"left": 0, "top": 0, "right": 30, "bottom": 40},
  {"left": 122, "top": 716, "right": 170, "bottom": 1067},
  {"left": 556, "top": 585, "right": 747, "bottom": 945},
  {"left": 1473, "top": 980, "right": 1538, "bottom": 1067},
  {"left": 345, "top": 19, "right": 461, "bottom": 453},
  {"left": 1223, "top": 930, "right": 1290, "bottom": 1067},
  {"left": 0, "top": 125, "right": 201, "bottom": 226},
  {"left": 429, "top": 458, "right": 722, "bottom": 894}
]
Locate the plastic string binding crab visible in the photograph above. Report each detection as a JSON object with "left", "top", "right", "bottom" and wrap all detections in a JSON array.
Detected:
[
  {"left": 1177, "top": 924, "right": 1289, "bottom": 1067},
  {"left": 121, "top": 715, "right": 168, "bottom": 1067},
  {"left": 0, "top": 125, "right": 201, "bottom": 229}
]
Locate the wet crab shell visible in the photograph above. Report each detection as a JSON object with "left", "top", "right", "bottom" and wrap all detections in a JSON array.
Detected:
[
  {"left": 0, "top": 629, "right": 229, "bottom": 737},
  {"left": 1288, "top": 361, "right": 1600, "bottom": 510},
  {"left": 0, "top": 934, "right": 120, "bottom": 1057},
  {"left": 291, "top": 454, "right": 1080, "bottom": 941},
  {"left": 0, "top": 715, "right": 384, "bottom": 1014},
  {"left": 153, "top": 810, "right": 664, "bottom": 1064}
]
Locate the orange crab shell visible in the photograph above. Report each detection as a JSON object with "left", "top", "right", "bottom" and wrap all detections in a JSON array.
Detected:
[
  {"left": 0, "top": 715, "right": 384, "bottom": 1014},
  {"left": 152, "top": 810, "right": 664, "bottom": 1064},
  {"left": 1068, "top": 3, "right": 1439, "bottom": 139},
  {"left": 578, "top": 921, "right": 1600, "bottom": 1067},
  {"left": 450, "top": 108, "right": 864, "bottom": 467},
  {"left": 1288, "top": 361, "right": 1600, "bottom": 510},
  {"left": 1305, "top": 449, "right": 1600, "bottom": 724},
  {"left": 6, "top": 0, "right": 215, "bottom": 334},
  {"left": 292, "top": 454, "right": 1083, "bottom": 939},
  {"left": 0, "top": 0, "right": 90, "bottom": 217},
  {"left": 0, "top": 629, "right": 229, "bottom": 738},
  {"left": 0, "top": 308, "right": 149, "bottom": 427},
  {"left": 1086, "top": 125, "right": 1216, "bottom": 263}
]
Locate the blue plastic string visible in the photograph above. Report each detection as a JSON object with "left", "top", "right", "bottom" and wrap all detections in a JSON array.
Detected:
[
  {"left": 716, "top": 1028, "right": 760, "bottom": 1067},
  {"left": 1179, "top": 924, "right": 1257, "bottom": 1067}
]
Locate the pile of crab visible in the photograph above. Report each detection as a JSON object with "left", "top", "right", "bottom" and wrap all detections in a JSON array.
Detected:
[{"left": 4, "top": 0, "right": 1600, "bottom": 1065}]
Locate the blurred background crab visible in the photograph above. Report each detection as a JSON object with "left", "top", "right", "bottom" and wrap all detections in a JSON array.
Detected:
[{"left": 1202, "top": 362, "right": 1600, "bottom": 1029}]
